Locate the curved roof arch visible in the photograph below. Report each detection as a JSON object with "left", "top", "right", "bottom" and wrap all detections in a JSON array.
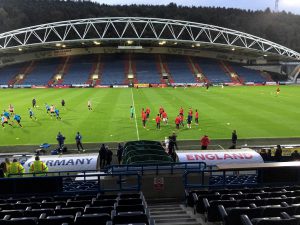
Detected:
[{"left": 0, "top": 17, "right": 299, "bottom": 60}]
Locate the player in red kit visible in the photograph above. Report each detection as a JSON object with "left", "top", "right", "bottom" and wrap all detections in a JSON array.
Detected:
[
  {"left": 162, "top": 111, "right": 168, "bottom": 124},
  {"left": 179, "top": 107, "right": 184, "bottom": 116},
  {"left": 159, "top": 106, "right": 164, "bottom": 118},
  {"left": 141, "top": 108, "right": 145, "bottom": 117},
  {"left": 175, "top": 115, "right": 181, "bottom": 129},
  {"left": 195, "top": 109, "right": 199, "bottom": 125},
  {"left": 188, "top": 108, "right": 193, "bottom": 121},
  {"left": 179, "top": 114, "right": 184, "bottom": 127},
  {"left": 146, "top": 107, "right": 151, "bottom": 119},
  {"left": 142, "top": 111, "right": 147, "bottom": 128},
  {"left": 155, "top": 114, "right": 161, "bottom": 129},
  {"left": 200, "top": 135, "right": 210, "bottom": 150}
]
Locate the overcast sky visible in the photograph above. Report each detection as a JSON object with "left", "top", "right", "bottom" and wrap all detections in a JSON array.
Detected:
[{"left": 95, "top": 0, "right": 300, "bottom": 15}]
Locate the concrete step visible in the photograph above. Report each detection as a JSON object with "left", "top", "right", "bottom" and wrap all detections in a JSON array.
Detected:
[
  {"left": 149, "top": 207, "right": 182, "bottom": 211},
  {"left": 152, "top": 214, "right": 191, "bottom": 219},
  {"left": 148, "top": 204, "right": 181, "bottom": 208},
  {"left": 154, "top": 218, "right": 198, "bottom": 224},
  {"left": 150, "top": 210, "right": 187, "bottom": 216},
  {"left": 149, "top": 203, "right": 203, "bottom": 225},
  {"left": 155, "top": 222, "right": 201, "bottom": 225}
]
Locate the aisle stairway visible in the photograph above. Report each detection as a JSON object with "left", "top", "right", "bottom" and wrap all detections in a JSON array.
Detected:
[{"left": 148, "top": 203, "right": 203, "bottom": 225}]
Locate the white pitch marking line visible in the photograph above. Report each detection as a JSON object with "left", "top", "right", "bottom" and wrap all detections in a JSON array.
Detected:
[{"left": 131, "top": 88, "right": 140, "bottom": 140}]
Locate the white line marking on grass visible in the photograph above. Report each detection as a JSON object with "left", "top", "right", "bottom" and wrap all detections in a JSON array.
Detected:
[
  {"left": 218, "top": 145, "right": 225, "bottom": 150},
  {"left": 131, "top": 88, "right": 140, "bottom": 140}
]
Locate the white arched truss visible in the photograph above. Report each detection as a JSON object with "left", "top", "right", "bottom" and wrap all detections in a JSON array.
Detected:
[{"left": 0, "top": 17, "right": 299, "bottom": 60}]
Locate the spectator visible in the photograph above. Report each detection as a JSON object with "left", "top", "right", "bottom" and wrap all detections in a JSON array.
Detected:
[
  {"left": 170, "top": 132, "right": 178, "bottom": 150},
  {"left": 168, "top": 137, "right": 177, "bottom": 162},
  {"left": 29, "top": 156, "right": 48, "bottom": 175},
  {"left": 291, "top": 150, "right": 300, "bottom": 160},
  {"left": 0, "top": 162, "right": 7, "bottom": 177},
  {"left": 99, "top": 144, "right": 107, "bottom": 169},
  {"left": 260, "top": 149, "right": 268, "bottom": 161},
  {"left": 75, "top": 132, "right": 84, "bottom": 152},
  {"left": 56, "top": 132, "right": 65, "bottom": 150},
  {"left": 5, "top": 158, "right": 11, "bottom": 172},
  {"left": 266, "top": 149, "right": 272, "bottom": 161},
  {"left": 106, "top": 146, "right": 113, "bottom": 166},
  {"left": 8, "top": 159, "right": 25, "bottom": 176},
  {"left": 168, "top": 136, "right": 175, "bottom": 155},
  {"left": 274, "top": 145, "right": 282, "bottom": 162},
  {"left": 117, "top": 143, "right": 123, "bottom": 165},
  {"left": 170, "top": 152, "right": 177, "bottom": 162},
  {"left": 162, "top": 141, "right": 166, "bottom": 151},
  {"left": 200, "top": 135, "right": 210, "bottom": 150},
  {"left": 164, "top": 137, "right": 169, "bottom": 152},
  {"left": 229, "top": 130, "right": 237, "bottom": 149}
]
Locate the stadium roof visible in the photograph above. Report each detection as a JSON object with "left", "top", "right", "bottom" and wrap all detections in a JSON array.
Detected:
[{"left": 0, "top": 17, "right": 299, "bottom": 61}]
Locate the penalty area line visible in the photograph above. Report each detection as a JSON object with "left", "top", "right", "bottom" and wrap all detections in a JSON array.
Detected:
[{"left": 131, "top": 88, "right": 140, "bottom": 141}]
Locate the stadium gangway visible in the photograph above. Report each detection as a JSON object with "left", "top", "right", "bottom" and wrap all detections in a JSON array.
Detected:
[
  {"left": 4, "top": 171, "right": 141, "bottom": 194},
  {"left": 183, "top": 168, "right": 258, "bottom": 190},
  {"left": 107, "top": 162, "right": 207, "bottom": 175}
]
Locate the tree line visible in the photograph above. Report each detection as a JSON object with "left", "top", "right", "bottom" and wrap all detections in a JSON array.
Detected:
[{"left": 0, "top": 0, "right": 299, "bottom": 52}]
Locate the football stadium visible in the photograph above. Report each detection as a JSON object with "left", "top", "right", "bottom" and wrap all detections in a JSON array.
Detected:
[{"left": 0, "top": 1, "right": 300, "bottom": 225}]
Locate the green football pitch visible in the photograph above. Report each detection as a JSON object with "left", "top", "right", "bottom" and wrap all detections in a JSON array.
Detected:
[{"left": 0, "top": 86, "right": 299, "bottom": 146}]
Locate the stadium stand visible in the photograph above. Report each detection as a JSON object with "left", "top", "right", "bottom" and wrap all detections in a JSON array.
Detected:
[
  {"left": 22, "top": 58, "right": 61, "bottom": 86},
  {"left": 135, "top": 54, "right": 161, "bottom": 84},
  {"left": 0, "top": 192, "right": 154, "bottom": 225},
  {"left": 231, "top": 63, "right": 267, "bottom": 83},
  {"left": 194, "top": 57, "right": 232, "bottom": 83},
  {"left": 186, "top": 185, "right": 300, "bottom": 225},
  {"left": 0, "top": 54, "right": 282, "bottom": 86},
  {"left": 63, "top": 55, "right": 94, "bottom": 85},
  {"left": 166, "top": 55, "right": 196, "bottom": 83},
  {"left": 101, "top": 54, "right": 125, "bottom": 85},
  {"left": 0, "top": 63, "right": 26, "bottom": 85}
]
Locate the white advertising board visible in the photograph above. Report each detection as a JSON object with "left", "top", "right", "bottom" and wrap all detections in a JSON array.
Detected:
[{"left": 177, "top": 149, "right": 263, "bottom": 166}]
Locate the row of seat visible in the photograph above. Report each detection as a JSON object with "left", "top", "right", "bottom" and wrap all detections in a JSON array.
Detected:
[
  {"left": 222, "top": 204, "right": 300, "bottom": 225},
  {"left": 0, "top": 192, "right": 154, "bottom": 225},
  {"left": 241, "top": 212, "right": 300, "bottom": 225},
  {"left": 0, "top": 199, "right": 145, "bottom": 211},
  {"left": 206, "top": 198, "right": 300, "bottom": 222},
  {"left": 0, "top": 211, "right": 154, "bottom": 225},
  {"left": 0, "top": 192, "right": 143, "bottom": 204},
  {"left": 186, "top": 185, "right": 300, "bottom": 207}
]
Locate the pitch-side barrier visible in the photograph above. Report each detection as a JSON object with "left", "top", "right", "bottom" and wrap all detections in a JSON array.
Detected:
[
  {"left": 107, "top": 162, "right": 207, "bottom": 175},
  {"left": 3, "top": 171, "right": 141, "bottom": 195}
]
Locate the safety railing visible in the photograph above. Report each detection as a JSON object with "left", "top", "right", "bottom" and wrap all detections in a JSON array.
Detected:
[
  {"left": 107, "top": 162, "right": 207, "bottom": 175},
  {"left": 183, "top": 168, "right": 258, "bottom": 189},
  {"left": 7, "top": 169, "right": 101, "bottom": 178},
  {"left": 2, "top": 172, "right": 141, "bottom": 195},
  {"left": 63, "top": 172, "right": 142, "bottom": 193}
]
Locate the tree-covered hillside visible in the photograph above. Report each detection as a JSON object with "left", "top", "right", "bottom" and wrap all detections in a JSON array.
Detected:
[{"left": 0, "top": 0, "right": 299, "bottom": 52}]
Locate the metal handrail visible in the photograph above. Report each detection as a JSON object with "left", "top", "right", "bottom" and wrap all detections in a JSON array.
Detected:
[
  {"left": 4, "top": 171, "right": 142, "bottom": 193},
  {"left": 108, "top": 162, "right": 207, "bottom": 175},
  {"left": 7, "top": 169, "right": 102, "bottom": 177},
  {"left": 183, "top": 168, "right": 258, "bottom": 189}
]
